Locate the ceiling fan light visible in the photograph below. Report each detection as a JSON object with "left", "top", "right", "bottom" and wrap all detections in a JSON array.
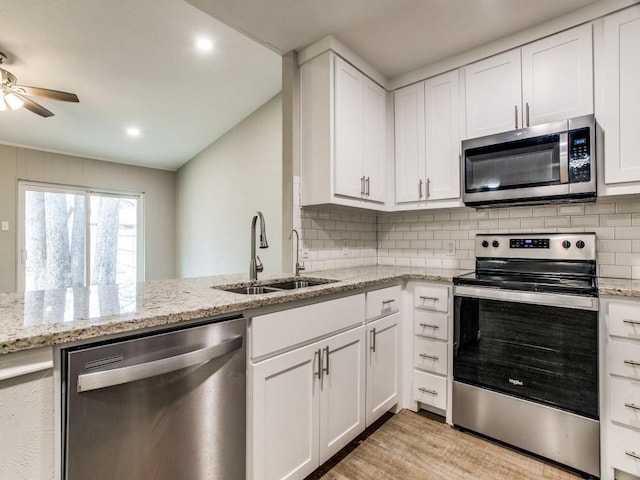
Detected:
[
  {"left": 5, "top": 92, "right": 24, "bottom": 110},
  {"left": 0, "top": 92, "right": 7, "bottom": 112}
]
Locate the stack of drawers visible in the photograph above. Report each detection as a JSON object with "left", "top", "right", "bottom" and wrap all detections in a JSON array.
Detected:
[
  {"left": 604, "top": 298, "right": 640, "bottom": 479},
  {"left": 411, "top": 283, "right": 450, "bottom": 413}
]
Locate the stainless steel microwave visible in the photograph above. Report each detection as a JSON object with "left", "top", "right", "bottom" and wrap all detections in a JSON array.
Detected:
[{"left": 461, "top": 115, "right": 596, "bottom": 207}]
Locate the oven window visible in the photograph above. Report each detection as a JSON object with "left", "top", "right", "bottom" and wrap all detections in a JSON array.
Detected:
[
  {"left": 465, "top": 134, "right": 560, "bottom": 192},
  {"left": 453, "top": 296, "right": 598, "bottom": 419}
]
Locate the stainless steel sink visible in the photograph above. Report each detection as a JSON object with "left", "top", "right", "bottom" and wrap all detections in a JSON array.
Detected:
[{"left": 214, "top": 277, "right": 338, "bottom": 295}]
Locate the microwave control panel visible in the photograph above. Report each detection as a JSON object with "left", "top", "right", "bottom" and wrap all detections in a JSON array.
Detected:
[{"left": 568, "top": 127, "right": 591, "bottom": 184}]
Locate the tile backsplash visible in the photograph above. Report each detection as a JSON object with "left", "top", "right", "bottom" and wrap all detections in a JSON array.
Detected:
[{"left": 298, "top": 194, "right": 640, "bottom": 279}]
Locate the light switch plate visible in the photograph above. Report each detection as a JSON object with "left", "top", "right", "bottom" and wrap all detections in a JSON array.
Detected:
[{"left": 1, "top": 221, "right": 8, "bottom": 231}]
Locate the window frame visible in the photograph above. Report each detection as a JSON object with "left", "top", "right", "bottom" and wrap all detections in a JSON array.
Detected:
[{"left": 17, "top": 180, "right": 145, "bottom": 292}]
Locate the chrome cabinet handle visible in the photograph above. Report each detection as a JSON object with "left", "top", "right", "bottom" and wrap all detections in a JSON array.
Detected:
[
  {"left": 418, "top": 387, "right": 438, "bottom": 396},
  {"left": 360, "top": 176, "right": 365, "bottom": 195},
  {"left": 625, "top": 451, "right": 640, "bottom": 461},
  {"left": 419, "top": 323, "right": 440, "bottom": 330},
  {"left": 514, "top": 105, "right": 518, "bottom": 129},
  {"left": 623, "top": 319, "right": 640, "bottom": 325},
  {"left": 370, "top": 328, "right": 376, "bottom": 353},
  {"left": 624, "top": 360, "right": 640, "bottom": 367},
  {"left": 314, "top": 349, "right": 322, "bottom": 379},
  {"left": 419, "top": 179, "right": 423, "bottom": 199},
  {"left": 419, "top": 295, "right": 439, "bottom": 302},
  {"left": 365, "top": 176, "right": 370, "bottom": 196},
  {"left": 526, "top": 102, "right": 530, "bottom": 127},
  {"left": 382, "top": 299, "right": 395, "bottom": 306},
  {"left": 323, "top": 346, "right": 330, "bottom": 376},
  {"left": 625, "top": 403, "right": 640, "bottom": 411},
  {"left": 426, "top": 178, "right": 430, "bottom": 198},
  {"left": 419, "top": 353, "right": 439, "bottom": 361},
  {"left": 77, "top": 335, "right": 243, "bottom": 393}
]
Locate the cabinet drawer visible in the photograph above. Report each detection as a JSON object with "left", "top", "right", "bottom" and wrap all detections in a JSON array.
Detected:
[
  {"left": 413, "top": 370, "right": 446, "bottom": 410},
  {"left": 609, "top": 338, "right": 640, "bottom": 381},
  {"left": 366, "top": 285, "right": 401, "bottom": 321},
  {"left": 609, "top": 423, "right": 640, "bottom": 477},
  {"left": 414, "top": 309, "right": 448, "bottom": 340},
  {"left": 414, "top": 285, "right": 448, "bottom": 312},
  {"left": 608, "top": 301, "right": 640, "bottom": 340},
  {"left": 413, "top": 337, "right": 447, "bottom": 375},
  {"left": 251, "top": 294, "right": 365, "bottom": 359},
  {"left": 611, "top": 376, "right": 640, "bottom": 430}
]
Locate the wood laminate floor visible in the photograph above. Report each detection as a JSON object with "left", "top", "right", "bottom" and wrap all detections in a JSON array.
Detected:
[{"left": 306, "top": 410, "right": 584, "bottom": 480}]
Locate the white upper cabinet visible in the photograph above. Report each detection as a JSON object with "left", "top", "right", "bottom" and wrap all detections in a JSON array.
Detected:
[
  {"left": 599, "top": 5, "right": 640, "bottom": 186},
  {"left": 394, "top": 70, "right": 460, "bottom": 205},
  {"left": 464, "top": 49, "right": 522, "bottom": 139},
  {"left": 464, "top": 24, "right": 593, "bottom": 139},
  {"left": 300, "top": 52, "right": 387, "bottom": 209},
  {"left": 521, "top": 24, "right": 593, "bottom": 127}
]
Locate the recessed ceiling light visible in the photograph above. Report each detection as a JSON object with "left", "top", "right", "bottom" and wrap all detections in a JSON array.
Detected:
[
  {"left": 126, "top": 127, "right": 141, "bottom": 137},
  {"left": 196, "top": 38, "right": 213, "bottom": 51}
]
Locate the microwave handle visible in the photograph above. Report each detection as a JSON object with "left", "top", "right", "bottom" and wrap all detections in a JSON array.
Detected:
[{"left": 559, "top": 131, "right": 568, "bottom": 184}]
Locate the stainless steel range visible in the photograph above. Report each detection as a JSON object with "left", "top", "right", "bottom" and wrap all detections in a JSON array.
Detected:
[{"left": 453, "top": 232, "right": 599, "bottom": 477}]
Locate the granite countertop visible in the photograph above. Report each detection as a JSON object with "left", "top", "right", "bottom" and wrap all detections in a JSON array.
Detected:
[
  {"left": 0, "top": 265, "right": 468, "bottom": 356},
  {"left": 598, "top": 278, "right": 640, "bottom": 298}
]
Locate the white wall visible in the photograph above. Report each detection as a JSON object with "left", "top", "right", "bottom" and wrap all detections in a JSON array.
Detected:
[
  {"left": 177, "top": 94, "right": 283, "bottom": 278},
  {"left": 0, "top": 145, "right": 176, "bottom": 293}
]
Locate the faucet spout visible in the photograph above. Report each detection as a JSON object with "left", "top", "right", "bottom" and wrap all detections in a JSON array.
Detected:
[
  {"left": 250, "top": 211, "right": 268, "bottom": 282},
  {"left": 289, "top": 228, "right": 305, "bottom": 277}
]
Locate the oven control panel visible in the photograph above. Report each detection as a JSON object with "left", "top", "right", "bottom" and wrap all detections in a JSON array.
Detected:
[{"left": 475, "top": 233, "right": 596, "bottom": 260}]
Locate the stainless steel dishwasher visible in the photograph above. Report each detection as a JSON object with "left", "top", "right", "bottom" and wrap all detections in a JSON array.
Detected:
[{"left": 62, "top": 316, "right": 246, "bottom": 480}]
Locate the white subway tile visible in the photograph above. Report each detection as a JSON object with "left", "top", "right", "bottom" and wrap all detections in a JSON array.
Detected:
[
  {"left": 451, "top": 210, "right": 469, "bottom": 220},
  {"left": 479, "top": 220, "right": 499, "bottom": 229},
  {"left": 411, "top": 240, "right": 427, "bottom": 249},
  {"left": 558, "top": 204, "right": 584, "bottom": 215},
  {"left": 388, "top": 231, "right": 403, "bottom": 240},
  {"left": 599, "top": 264, "right": 631, "bottom": 278},
  {"left": 460, "top": 259, "right": 475, "bottom": 270},
  {"left": 410, "top": 258, "right": 426, "bottom": 268},
  {"left": 403, "top": 214, "right": 418, "bottom": 223},
  {"left": 600, "top": 239, "right": 632, "bottom": 253},
  {"left": 459, "top": 240, "right": 475, "bottom": 250},
  {"left": 509, "top": 207, "right": 533, "bottom": 218},
  {"left": 545, "top": 216, "right": 570, "bottom": 228},
  {"left": 396, "top": 257, "right": 410, "bottom": 266},
  {"left": 380, "top": 240, "right": 396, "bottom": 249},
  {"left": 451, "top": 230, "right": 468, "bottom": 240},
  {"left": 633, "top": 240, "right": 640, "bottom": 252},
  {"left": 402, "top": 231, "right": 418, "bottom": 240},
  {"left": 426, "top": 222, "right": 443, "bottom": 231},
  {"left": 616, "top": 253, "right": 640, "bottom": 266},
  {"left": 597, "top": 252, "right": 615, "bottom": 264},
  {"left": 571, "top": 216, "right": 599, "bottom": 227},
  {"left": 633, "top": 213, "right": 640, "bottom": 226},
  {"left": 442, "top": 258, "right": 460, "bottom": 269},
  {"left": 615, "top": 226, "right": 640, "bottom": 239},
  {"left": 600, "top": 214, "right": 631, "bottom": 227},
  {"left": 425, "top": 240, "right": 443, "bottom": 249},
  {"left": 418, "top": 231, "right": 435, "bottom": 240},
  {"left": 378, "top": 257, "right": 395, "bottom": 266},
  {"left": 434, "top": 231, "right": 451, "bottom": 240},
  {"left": 425, "top": 258, "right": 443, "bottom": 268},
  {"left": 499, "top": 218, "right": 521, "bottom": 229},
  {"left": 488, "top": 209, "right": 510, "bottom": 219},
  {"left": 410, "top": 223, "right": 427, "bottom": 231},
  {"left": 396, "top": 223, "right": 410, "bottom": 232},
  {"left": 616, "top": 200, "right": 640, "bottom": 213},
  {"left": 592, "top": 227, "right": 615, "bottom": 240},
  {"left": 418, "top": 213, "right": 434, "bottom": 222},
  {"left": 520, "top": 217, "right": 545, "bottom": 228},
  {"left": 396, "top": 240, "right": 411, "bottom": 248},
  {"left": 533, "top": 205, "right": 558, "bottom": 217},
  {"left": 459, "top": 220, "right": 479, "bottom": 230},
  {"left": 586, "top": 202, "right": 615, "bottom": 214},
  {"left": 442, "top": 221, "right": 460, "bottom": 230},
  {"left": 434, "top": 212, "right": 451, "bottom": 221},
  {"left": 418, "top": 250, "right": 434, "bottom": 258},
  {"left": 468, "top": 209, "right": 489, "bottom": 219}
]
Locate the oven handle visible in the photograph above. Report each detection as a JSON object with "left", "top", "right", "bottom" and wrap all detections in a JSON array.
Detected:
[{"left": 453, "top": 285, "right": 598, "bottom": 311}]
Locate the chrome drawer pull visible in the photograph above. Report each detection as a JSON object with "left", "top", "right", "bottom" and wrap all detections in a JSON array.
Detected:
[
  {"left": 624, "top": 360, "right": 640, "bottom": 367},
  {"left": 382, "top": 299, "right": 396, "bottom": 305},
  {"left": 419, "top": 323, "right": 440, "bottom": 330},
  {"left": 623, "top": 319, "right": 640, "bottom": 325},
  {"left": 625, "top": 403, "right": 640, "bottom": 411},
  {"left": 419, "top": 353, "right": 439, "bottom": 361},
  {"left": 625, "top": 451, "right": 640, "bottom": 461},
  {"left": 419, "top": 296, "right": 439, "bottom": 302},
  {"left": 418, "top": 387, "right": 438, "bottom": 396}
]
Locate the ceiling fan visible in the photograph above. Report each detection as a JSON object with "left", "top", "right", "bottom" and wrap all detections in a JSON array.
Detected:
[{"left": 0, "top": 51, "right": 79, "bottom": 118}]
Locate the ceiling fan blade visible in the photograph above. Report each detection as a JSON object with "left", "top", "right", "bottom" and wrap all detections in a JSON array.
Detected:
[
  {"left": 14, "top": 85, "right": 79, "bottom": 103},
  {"left": 11, "top": 91, "right": 54, "bottom": 117}
]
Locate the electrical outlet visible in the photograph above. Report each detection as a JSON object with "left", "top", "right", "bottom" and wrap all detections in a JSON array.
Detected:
[
  {"left": 301, "top": 249, "right": 310, "bottom": 259},
  {"left": 342, "top": 240, "right": 349, "bottom": 256},
  {"left": 447, "top": 241, "right": 455, "bottom": 256},
  {"left": 1, "top": 221, "right": 8, "bottom": 231}
]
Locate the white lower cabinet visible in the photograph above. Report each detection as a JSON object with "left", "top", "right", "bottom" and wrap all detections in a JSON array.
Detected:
[
  {"left": 249, "top": 294, "right": 367, "bottom": 480},
  {"left": 0, "top": 347, "right": 55, "bottom": 480},
  {"left": 365, "top": 312, "right": 399, "bottom": 426}
]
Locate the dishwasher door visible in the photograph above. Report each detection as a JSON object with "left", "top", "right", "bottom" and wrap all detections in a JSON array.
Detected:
[{"left": 63, "top": 316, "right": 246, "bottom": 480}]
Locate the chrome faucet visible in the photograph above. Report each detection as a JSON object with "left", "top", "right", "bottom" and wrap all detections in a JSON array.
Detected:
[
  {"left": 250, "top": 211, "right": 268, "bottom": 282},
  {"left": 289, "top": 229, "right": 305, "bottom": 277}
]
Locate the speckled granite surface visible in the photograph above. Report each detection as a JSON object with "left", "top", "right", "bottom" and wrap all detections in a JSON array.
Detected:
[
  {"left": 0, "top": 266, "right": 468, "bottom": 356},
  {"left": 598, "top": 278, "right": 640, "bottom": 298}
]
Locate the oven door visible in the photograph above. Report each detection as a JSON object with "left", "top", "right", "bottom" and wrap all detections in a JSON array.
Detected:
[{"left": 453, "top": 286, "right": 598, "bottom": 419}]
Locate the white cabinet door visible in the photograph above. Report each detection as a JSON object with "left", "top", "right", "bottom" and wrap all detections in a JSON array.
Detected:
[
  {"left": 464, "top": 49, "right": 522, "bottom": 139},
  {"left": 251, "top": 342, "right": 320, "bottom": 480},
  {"left": 334, "top": 56, "right": 365, "bottom": 199},
  {"left": 425, "top": 70, "right": 460, "bottom": 201},
  {"left": 366, "top": 313, "right": 399, "bottom": 427},
  {"left": 0, "top": 348, "right": 54, "bottom": 480},
  {"left": 394, "top": 82, "right": 426, "bottom": 203},
  {"left": 363, "top": 79, "right": 387, "bottom": 202},
  {"left": 521, "top": 24, "right": 593, "bottom": 127},
  {"left": 318, "top": 326, "right": 366, "bottom": 464},
  {"left": 601, "top": 5, "right": 640, "bottom": 184}
]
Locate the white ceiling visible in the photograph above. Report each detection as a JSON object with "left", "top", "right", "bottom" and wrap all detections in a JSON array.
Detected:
[
  {"left": 0, "top": 0, "right": 282, "bottom": 170},
  {"left": 1, "top": 0, "right": 603, "bottom": 171},
  {"left": 188, "top": 0, "right": 601, "bottom": 79}
]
